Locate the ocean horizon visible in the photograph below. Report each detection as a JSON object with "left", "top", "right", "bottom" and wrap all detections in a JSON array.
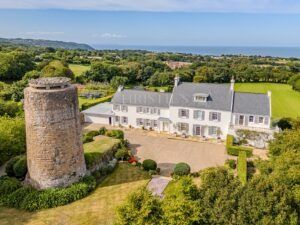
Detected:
[{"left": 92, "top": 45, "right": 300, "bottom": 58}]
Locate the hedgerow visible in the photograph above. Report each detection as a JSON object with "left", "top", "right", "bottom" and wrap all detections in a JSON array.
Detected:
[{"left": 0, "top": 175, "right": 96, "bottom": 212}]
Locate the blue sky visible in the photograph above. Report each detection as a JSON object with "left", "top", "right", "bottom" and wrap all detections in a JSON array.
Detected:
[{"left": 0, "top": 0, "right": 300, "bottom": 46}]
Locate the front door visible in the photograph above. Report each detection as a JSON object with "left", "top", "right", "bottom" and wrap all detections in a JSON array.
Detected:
[{"left": 162, "top": 122, "right": 169, "bottom": 132}]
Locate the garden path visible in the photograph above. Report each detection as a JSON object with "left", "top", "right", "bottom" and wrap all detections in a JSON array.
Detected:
[{"left": 147, "top": 175, "right": 171, "bottom": 198}]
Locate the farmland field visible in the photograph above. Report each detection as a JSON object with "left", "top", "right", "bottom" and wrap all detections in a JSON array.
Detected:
[
  {"left": 69, "top": 64, "right": 90, "bottom": 77},
  {"left": 235, "top": 83, "right": 300, "bottom": 119}
]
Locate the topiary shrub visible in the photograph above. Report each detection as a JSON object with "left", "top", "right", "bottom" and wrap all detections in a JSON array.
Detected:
[
  {"left": 13, "top": 156, "right": 27, "bottom": 179},
  {"left": 227, "top": 145, "right": 253, "bottom": 157},
  {"left": 99, "top": 127, "right": 107, "bottom": 135},
  {"left": 142, "top": 159, "right": 157, "bottom": 171},
  {"left": 173, "top": 162, "right": 191, "bottom": 176}
]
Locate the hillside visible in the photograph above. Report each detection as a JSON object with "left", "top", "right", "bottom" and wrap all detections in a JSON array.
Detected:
[{"left": 0, "top": 37, "right": 94, "bottom": 50}]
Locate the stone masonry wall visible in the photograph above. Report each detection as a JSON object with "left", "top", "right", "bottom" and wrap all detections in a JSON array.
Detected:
[{"left": 24, "top": 84, "right": 86, "bottom": 189}]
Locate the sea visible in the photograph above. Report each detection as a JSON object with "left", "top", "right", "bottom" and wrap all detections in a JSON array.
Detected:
[{"left": 92, "top": 45, "right": 300, "bottom": 58}]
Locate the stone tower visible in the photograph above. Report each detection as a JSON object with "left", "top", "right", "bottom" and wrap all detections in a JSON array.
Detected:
[{"left": 24, "top": 77, "right": 86, "bottom": 189}]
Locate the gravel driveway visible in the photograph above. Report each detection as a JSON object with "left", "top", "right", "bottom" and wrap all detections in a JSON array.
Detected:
[{"left": 125, "top": 129, "right": 228, "bottom": 176}]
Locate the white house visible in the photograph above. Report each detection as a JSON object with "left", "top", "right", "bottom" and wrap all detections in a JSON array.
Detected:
[{"left": 82, "top": 77, "right": 272, "bottom": 140}]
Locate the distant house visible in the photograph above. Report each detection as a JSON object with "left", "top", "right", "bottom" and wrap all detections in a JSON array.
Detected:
[
  {"left": 82, "top": 77, "right": 272, "bottom": 140},
  {"left": 165, "top": 61, "right": 192, "bottom": 69}
]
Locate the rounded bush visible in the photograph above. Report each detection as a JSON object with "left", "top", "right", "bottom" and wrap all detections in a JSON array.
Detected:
[
  {"left": 115, "top": 148, "right": 128, "bottom": 160},
  {"left": 173, "top": 163, "right": 191, "bottom": 176},
  {"left": 5, "top": 156, "right": 22, "bottom": 177},
  {"left": 142, "top": 159, "right": 157, "bottom": 171},
  {"left": 13, "top": 156, "right": 27, "bottom": 179},
  {"left": 99, "top": 127, "right": 107, "bottom": 135}
]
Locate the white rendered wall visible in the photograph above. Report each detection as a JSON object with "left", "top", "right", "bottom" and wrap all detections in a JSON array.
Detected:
[{"left": 169, "top": 106, "right": 232, "bottom": 139}]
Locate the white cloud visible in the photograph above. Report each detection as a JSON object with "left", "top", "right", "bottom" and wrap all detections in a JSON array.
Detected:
[
  {"left": 92, "top": 33, "right": 127, "bottom": 39},
  {"left": 0, "top": 0, "right": 300, "bottom": 13}
]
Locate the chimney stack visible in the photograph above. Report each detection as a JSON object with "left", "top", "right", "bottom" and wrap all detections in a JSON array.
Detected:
[
  {"left": 174, "top": 76, "right": 180, "bottom": 87},
  {"left": 230, "top": 76, "right": 235, "bottom": 91},
  {"left": 117, "top": 85, "right": 124, "bottom": 92}
]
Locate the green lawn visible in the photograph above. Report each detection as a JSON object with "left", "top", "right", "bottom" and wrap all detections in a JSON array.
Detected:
[
  {"left": 0, "top": 163, "right": 150, "bottom": 225},
  {"left": 84, "top": 136, "right": 120, "bottom": 154},
  {"left": 69, "top": 64, "right": 90, "bottom": 77},
  {"left": 235, "top": 83, "right": 300, "bottom": 119}
]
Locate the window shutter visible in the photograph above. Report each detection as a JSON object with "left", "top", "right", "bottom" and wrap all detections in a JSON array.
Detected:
[
  {"left": 209, "top": 112, "right": 212, "bottom": 121},
  {"left": 218, "top": 113, "right": 221, "bottom": 122},
  {"left": 186, "top": 123, "right": 189, "bottom": 132},
  {"left": 186, "top": 110, "right": 189, "bottom": 118},
  {"left": 245, "top": 115, "right": 248, "bottom": 126},
  {"left": 202, "top": 111, "right": 205, "bottom": 120},
  {"left": 201, "top": 126, "right": 205, "bottom": 136},
  {"left": 234, "top": 114, "right": 239, "bottom": 125},
  {"left": 193, "top": 125, "right": 196, "bottom": 135},
  {"left": 254, "top": 116, "right": 259, "bottom": 124},
  {"left": 136, "top": 118, "right": 139, "bottom": 125},
  {"left": 264, "top": 117, "right": 269, "bottom": 125},
  {"left": 193, "top": 110, "right": 197, "bottom": 119},
  {"left": 208, "top": 126, "right": 212, "bottom": 135},
  {"left": 150, "top": 120, "right": 154, "bottom": 127},
  {"left": 157, "top": 109, "right": 160, "bottom": 115},
  {"left": 178, "top": 109, "right": 181, "bottom": 117}
]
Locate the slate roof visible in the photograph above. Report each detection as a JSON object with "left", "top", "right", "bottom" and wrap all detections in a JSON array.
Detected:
[
  {"left": 111, "top": 89, "right": 172, "bottom": 108},
  {"left": 170, "top": 82, "right": 233, "bottom": 111},
  {"left": 233, "top": 92, "right": 270, "bottom": 116},
  {"left": 82, "top": 102, "right": 114, "bottom": 117}
]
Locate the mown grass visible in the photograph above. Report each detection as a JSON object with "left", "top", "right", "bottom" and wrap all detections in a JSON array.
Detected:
[
  {"left": 84, "top": 136, "right": 120, "bottom": 154},
  {"left": 69, "top": 64, "right": 90, "bottom": 77},
  {"left": 0, "top": 163, "right": 150, "bottom": 225},
  {"left": 235, "top": 83, "right": 300, "bottom": 119}
]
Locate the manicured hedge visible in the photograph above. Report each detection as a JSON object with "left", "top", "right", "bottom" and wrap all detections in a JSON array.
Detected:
[
  {"left": 81, "top": 95, "right": 113, "bottom": 110},
  {"left": 226, "top": 135, "right": 253, "bottom": 157},
  {"left": 142, "top": 159, "right": 157, "bottom": 171},
  {"left": 226, "top": 135, "right": 234, "bottom": 148},
  {"left": 0, "top": 176, "right": 22, "bottom": 201},
  {"left": 237, "top": 151, "right": 247, "bottom": 185},
  {"left": 225, "top": 159, "right": 236, "bottom": 169},
  {"left": 106, "top": 130, "right": 124, "bottom": 140},
  {"left": 0, "top": 175, "right": 96, "bottom": 212},
  {"left": 227, "top": 145, "right": 253, "bottom": 157},
  {"left": 82, "top": 130, "right": 100, "bottom": 144},
  {"left": 173, "top": 162, "right": 191, "bottom": 176}
]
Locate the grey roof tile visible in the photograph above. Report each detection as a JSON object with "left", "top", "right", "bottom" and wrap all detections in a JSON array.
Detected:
[
  {"left": 170, "top": 82, "right": 233, "bottom": 111},
  {"left": 82, "top": 102, "right": 113, "bottom": 116},
  {"left": 233, "top": 92, "right": 270, "bottom": 116},
  {"left": 111, "top": 89, "right": 172, "bottom": 108}
]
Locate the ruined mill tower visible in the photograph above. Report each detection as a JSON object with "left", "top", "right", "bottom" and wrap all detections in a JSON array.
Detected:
[{"left": 24, "top": 77, "right": 86, "bottom": 189}]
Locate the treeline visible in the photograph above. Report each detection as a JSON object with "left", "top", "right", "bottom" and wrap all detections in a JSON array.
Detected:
[{"left": 1, "top": 44, "right": 300, "bottom": 95}]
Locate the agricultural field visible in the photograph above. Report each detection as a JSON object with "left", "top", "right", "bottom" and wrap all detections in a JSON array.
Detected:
[
  {"left": 69, "top": 64, "right": 90, "bottom": 77},
  {"left": 0, "top": 163, "right": 150, "bottom": 225},
  {"left": 235, "top": 83, "right": 300, "bottom": 119}
]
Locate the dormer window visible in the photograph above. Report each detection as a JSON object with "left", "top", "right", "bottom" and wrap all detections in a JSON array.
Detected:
[{"left": 194, "top": 93, "right": 209, "bottom": 102}]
